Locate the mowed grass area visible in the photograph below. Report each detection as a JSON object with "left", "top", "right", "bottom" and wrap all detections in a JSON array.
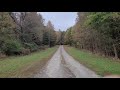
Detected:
[
  {"left": 0, "top": 46, "right": 58, "bottom": 78},
  {"left": 64, "top": 45, "right": 120, "bottom": 76}
]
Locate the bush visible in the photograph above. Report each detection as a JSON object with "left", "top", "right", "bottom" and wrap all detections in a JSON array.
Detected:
[
  {"left": 23, "top": 43, "right": 39, "bottom": 52},
  {"left": 3, "top": 40, "right": 23, "bottom": 55},
  {"left": 39, "top": 45, "right": 48, "bottom": 50},
  {"left": 0, "top": 51, "right": 6, "bottom": 58},
  {"left": 21, "top": 49, "right": 30, "bottom": 55}
]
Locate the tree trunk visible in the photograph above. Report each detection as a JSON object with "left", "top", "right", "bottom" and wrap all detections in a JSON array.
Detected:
[{"left": 113, "top": 44, "right": 118, "bottom": 59}]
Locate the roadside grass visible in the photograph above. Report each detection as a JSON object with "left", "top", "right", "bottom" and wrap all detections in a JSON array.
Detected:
[
  {"left": 0, "top": 46, "right": 58, "bottom": 78},
  {"left": 64, "top": 45, "right": 120, "bottom": 76}
]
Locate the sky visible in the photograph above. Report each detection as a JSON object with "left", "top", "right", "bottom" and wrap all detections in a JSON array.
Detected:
[{"left": 39, "top": 12, "right": 77, "bottom": 31}]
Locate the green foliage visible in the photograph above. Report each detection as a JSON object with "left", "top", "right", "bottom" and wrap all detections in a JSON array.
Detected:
[
  {"left": 86, "top": 12, "right": 120, "bottom": 38},
  {"left": 0, "top": 12, "right": 57, "bottom": 56},
  {"left": 85, "top": 12, "right": 120, "bottom": 58},
  {"left": 2, "top": 40, "right": 23, "bottom": 55},
  {"left": 56, "top": 30, "right": 65, "bottom": 45},
  {"left": 46, "top": 21, "right": 57, "bottom": 47},
  {"left": 65, "top": 12, "right": 120, "bottom": 58},
  {"left": 50, "top": 30, "right": 57, "bottom": 46},
  {"left": 23, "top": 43, "right": 39, "bottom": 52},
  {"left": 22, "top": 12, "right": 44, "bottom": 46},
  {"left": 64, "top": 27, "right": 73, "bottom": 46},
  {"left": 43, "top": 29, "right": 49, "bottom": 45},
  {"left": 0, "top": 12, "right": 20, "bottom": 55}
]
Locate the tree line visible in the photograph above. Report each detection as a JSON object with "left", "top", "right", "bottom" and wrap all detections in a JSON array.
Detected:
[
  {"left": 64, "top": 12, "right": 120, "bottom": 59},
  {"left": 2, "top": 12, "right": 119, "bottom": 59},
  {"left": 0, "top": 12, "right": 63, "bottom": 57}
]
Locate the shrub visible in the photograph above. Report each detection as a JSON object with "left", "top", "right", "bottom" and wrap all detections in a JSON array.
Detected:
[
  {"left": 39, "top": 45, "right": 48, "bottom": 50},
  {"left": 0, "top": 51, "right": 6, "bottom": 58},
  {"left": 21, "top": 49, "right": 31, "bottom": 55},
  {"left": 23, "top": 43, "right": 39, "bottom": 52},
  {"left": 3, "top": 40, "right": 23, "bottom": 55}
]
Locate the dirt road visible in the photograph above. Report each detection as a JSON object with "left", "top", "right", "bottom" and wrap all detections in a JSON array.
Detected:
[{"left": 34, "top": 46, "right": 99, "bottom": 78}]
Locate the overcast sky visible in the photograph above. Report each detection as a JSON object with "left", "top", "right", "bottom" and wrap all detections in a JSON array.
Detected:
[{"left": 39, "top": 12, "right": 77, "bottom": 31}]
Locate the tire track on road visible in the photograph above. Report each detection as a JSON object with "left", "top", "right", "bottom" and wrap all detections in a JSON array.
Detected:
[{"left": 34, "top": 45, "right": 99, "bottom": 78}]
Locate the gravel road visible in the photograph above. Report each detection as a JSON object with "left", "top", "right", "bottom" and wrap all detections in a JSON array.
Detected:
[{"left": 34, "top": 46, "right": 99, "bottom": 78}]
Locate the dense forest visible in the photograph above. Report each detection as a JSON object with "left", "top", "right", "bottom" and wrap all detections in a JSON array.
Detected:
[
  {"left": 1, "top": 12, "right": 120, "bottom": 60},
  {"left": 0, "top": 12, "right": 63, "bottom": 57},
  {"left": 64, "top": 12, "right": 120, "bottom": 59}
]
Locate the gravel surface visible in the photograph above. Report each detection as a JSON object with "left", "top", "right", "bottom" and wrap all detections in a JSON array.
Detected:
[{"left": 34, "top": 46, "right": 100, "bottom": 78}]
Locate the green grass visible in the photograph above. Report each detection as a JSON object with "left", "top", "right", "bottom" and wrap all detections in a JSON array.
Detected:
[
  {"left": 0, "top": 46, "right": 58, "bottom": 78},
  {"left": 64, "top": 45, "right": 120, "bottom": 76}
]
